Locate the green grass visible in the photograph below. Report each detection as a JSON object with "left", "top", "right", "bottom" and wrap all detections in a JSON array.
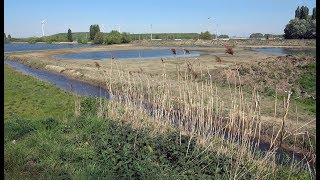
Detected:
[
  {"left": 4, "top": 64, "right": 74, "bottom": 121},
  {"left": 299, "top": 62, "right": 316, "bottom": 96},
  {"left": 257, "top": 60, "right": 316, "bottom": 116},
  {"left": 4, "top": 63, "right": 312, "bottom": 179}
]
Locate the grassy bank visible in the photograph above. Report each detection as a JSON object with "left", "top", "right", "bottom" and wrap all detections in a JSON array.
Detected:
[
  {"left": 4, "top": 63, "right": 313, "bottom": 179},
  {"left": 4, "top": 65, "right": 74, "bottom": 121}
]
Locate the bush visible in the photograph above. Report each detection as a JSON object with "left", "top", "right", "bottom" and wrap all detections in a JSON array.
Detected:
[
  {"left": 225, "top": 46, "right": 234, "bottom": 55},
  {"left": 121, "top": 32, "right": 131, "bottom": 43},
  {"left": 249, "top": 33, "right": 264, "bottom": 39},
  {"left": 199, "top": 31, "right": 212, "bottom": 40},
  {"left": 77, "top": 38, "right": 88, "bottom": 44},
  {"left": 218, "top": 34, "right": 229, "bottom": 38},
  {"left": 105, "top": 31, "right": 122, "bottom": 44},
  {"left": 28, "top": 38, "right": 38, "bottom": 44},
  {"left": 93, "top": 32, "right": 105, "bottom": 44},
  {"left": 4, "top": 38, "right": 11, "bottom": 44},
  {"left": 44, "top": 37, "right": 58, "bottom": 44}
]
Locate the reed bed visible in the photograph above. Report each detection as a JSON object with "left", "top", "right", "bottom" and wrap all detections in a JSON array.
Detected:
[{"left": 76, "top": 57, "right": 316, "bottom": 179}]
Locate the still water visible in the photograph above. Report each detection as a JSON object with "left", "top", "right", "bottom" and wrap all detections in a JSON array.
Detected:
[
  {"left": 54, "top": 49, "right": 201, "bottom": 60},
  {"left": 4, "top": 43, "right": 92, "bottom": 52}
]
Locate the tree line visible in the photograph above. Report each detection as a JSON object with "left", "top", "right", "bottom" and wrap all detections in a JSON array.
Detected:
[
  {"left": 82, "top": 24, "right": 131, "bottom": 44},
  {"left": 58, "top": 24, "right": 132, "bottom": 44},
  {"left": 249, "top": 33, "right": 283, "bottom": 39},
  {"left": 4, "top": 33, "right": 12, "bottom": 43}
]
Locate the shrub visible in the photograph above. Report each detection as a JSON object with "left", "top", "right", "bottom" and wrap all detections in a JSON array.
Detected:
[
  {"left": 105, "top": 31, "right": 122, "bottom": 44},
  {"left": 28, "top": 38, "right": 38, "bottom": 44},
  {"left": 225, "top": 46, "right": 234, "bottom": 55},
  {"left": 121, "top": 32, "right": 131, "bottom": 43},
  {"left": 77, "top": 38, "right": 88, "bottom": 44},
  {"left": 93, "top": 32, "right": 105, "bottom": 44},
  {"left": 218, "top": 34, "right": 229, "bottom": 38},
  {"left": 199, "top": 31, "right": 212, "bottom": 40},
  {"left": 249, "top": 33, "right": 264, "bottom": 39}
]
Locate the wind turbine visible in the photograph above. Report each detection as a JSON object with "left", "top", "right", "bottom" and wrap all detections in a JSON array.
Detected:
[
  {"left": 117, "top": 24, "right": 121, "bottom": 33},
  {"left": 207, "top": 17, "right": 211, "bottom": 32},
  {"left": 41, "top": 19, "right": 47, "bottom": 37}
]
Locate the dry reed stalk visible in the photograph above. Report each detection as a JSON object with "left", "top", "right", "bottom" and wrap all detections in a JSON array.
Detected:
[
  {"left": 94, "top": 55, "right": 312, "bottom": 178},
  {"left": 279, "top": 91, "right": 292, "bottom": 149},
  {"left": 274, "top": 85, "right": 277, "bottom": 118}
]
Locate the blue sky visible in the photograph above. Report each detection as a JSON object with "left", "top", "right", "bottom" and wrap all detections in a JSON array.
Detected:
[{"left": 4, "top": 0, "right": 316, "bottom": 38}]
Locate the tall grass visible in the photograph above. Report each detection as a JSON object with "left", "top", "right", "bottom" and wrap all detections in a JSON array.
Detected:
[{"left": 88, "top": 57, "right": 315, "bottom": 178}]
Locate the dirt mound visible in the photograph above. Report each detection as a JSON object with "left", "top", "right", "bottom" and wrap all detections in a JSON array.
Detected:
[{"left": 210, "top": 55, "right": 315, "bottom": 96}]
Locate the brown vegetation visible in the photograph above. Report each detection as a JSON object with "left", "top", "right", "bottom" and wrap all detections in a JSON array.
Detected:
[{"left": 225, "top": 46, "right": 234, "bottom": 55}]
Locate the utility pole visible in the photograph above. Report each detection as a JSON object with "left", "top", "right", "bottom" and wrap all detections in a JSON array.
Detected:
[
  {"left": 216, "top": 24, "right": 218, "bottom": 40},
  {"left": 207, "top": 17, "right": 211, "bottom": 32}
]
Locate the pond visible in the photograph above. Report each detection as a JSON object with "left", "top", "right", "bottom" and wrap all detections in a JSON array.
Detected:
[
  {"left": 54, "top": 48, "right": 315, "bottom": 60},
  {"left": 4, "top": 60, "right": 110, "bottom": 98},
  {"left": 253, "top": 47, "right": 316, "bottom": 56},
  {"left": 4, "top": 43, "right": 93, "bottom": 52},
  {"left": 54, "top": 49, "right": 202, "bottom": 60}
]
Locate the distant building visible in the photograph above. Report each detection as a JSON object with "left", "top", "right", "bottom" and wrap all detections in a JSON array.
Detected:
[
  {"left": 229, "top": 36, "right": 249, "bottom": 40},
  {"left": 218, "top": 38, "right": 230, "bottom": 41}
]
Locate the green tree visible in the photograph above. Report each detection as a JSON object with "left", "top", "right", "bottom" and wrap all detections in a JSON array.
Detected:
[
  {"left": 249, "top": 33, "right": 264, "bottom": 39},
  {"left": 28, "top": 37, "right": 38, "bottom": 44},
  {"left": 44, "top": 36, "right": 57, "bottom": 44},
  {"left": 218, "top": 34, "right": 229, "bottom": 38},
  {"left": 77, "top": 38, "right": 88, "bottom": 44},
  {"left": 105, "top": 31, "right": 122, "bottom": 44},
  {"left": 295, "top": 6, "right": 301, "bottom": 18},
  {"left": 300, "top": 6, "right": 309, "bottom": 19},
  {"left": 67, "top": 29, "right": 73, "bottom": 42},
  {"left": 305, "top": 19, "right": 316, "bottom": 38},
  {"left": 199, "top": 31, "right": 212, "bottom": 40},
  {"left": 89, "top": 25, "right": 93, "bottom": 40},
  {"left": 312, "top": 7, "right": 316, "bottom": 20},
  {"left": 121, "top": 32, "right": 131, "bottom": 43},
  {"left": 93, "top": 32, "right": 105, "bottom": 44},
  {"left": 284, "top": 6, "right": 316, "bottom": 39},
  {"left": 284, "top": 18, "right": 309, "bottom": 39},
  {"left": 89, "top": 24, "right": 100, "bottom": 40},
  {"left": 4, "top": 33, "right": 9, "bottom": 43},
  {"left": 8, "top": 34, "right": 11, "bottom": 39}
]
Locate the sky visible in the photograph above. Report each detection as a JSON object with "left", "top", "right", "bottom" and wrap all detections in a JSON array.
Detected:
[{"left": 4, "top": 0, "right": 316, "bottom": 38}]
